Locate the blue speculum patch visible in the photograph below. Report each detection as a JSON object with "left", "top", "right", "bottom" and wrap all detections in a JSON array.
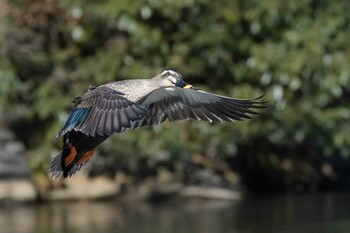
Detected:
[{"left": 61, "top": 108, "right": 91, "bottom": 132}]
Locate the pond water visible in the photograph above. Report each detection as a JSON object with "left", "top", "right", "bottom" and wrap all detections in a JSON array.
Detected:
[{"left": 1, "top": 193, "right": 350, "bottom": 233}]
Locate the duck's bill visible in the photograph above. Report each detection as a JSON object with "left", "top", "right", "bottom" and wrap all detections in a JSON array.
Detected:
[
  {"left": 185, "top": 84, "right": 201, "bottom": 90},
  {"left": 184, "top": 84, "right": 194, "bottom": 89},
  {"left": 175, "top": 79, "right": 199, "bottom": 90},
  {"left": 176, "top": 79, "right": 192, "bottom": 88}
]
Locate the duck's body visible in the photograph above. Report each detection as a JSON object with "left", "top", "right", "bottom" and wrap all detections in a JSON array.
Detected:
[{"left": 50, "top": 69, "right": 266, "bottom": 179}]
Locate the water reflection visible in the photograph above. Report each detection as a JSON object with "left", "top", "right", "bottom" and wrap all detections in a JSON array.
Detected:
[{"left": 1, "top": 193, "right": 350, "bottom": 233}]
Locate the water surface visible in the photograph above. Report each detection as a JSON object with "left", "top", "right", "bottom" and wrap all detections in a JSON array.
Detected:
[{"left": 1, "top": 193, "right": 350, "bottom": 233}]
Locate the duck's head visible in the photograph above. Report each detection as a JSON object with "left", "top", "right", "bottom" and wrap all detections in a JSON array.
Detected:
[{"left": 156, "top": 68, "right": 193, "bottom": 89}]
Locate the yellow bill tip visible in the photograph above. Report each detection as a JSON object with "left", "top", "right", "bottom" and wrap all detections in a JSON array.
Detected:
[{"left": 184, "top": 84, "right": 193, "bottom": 89}]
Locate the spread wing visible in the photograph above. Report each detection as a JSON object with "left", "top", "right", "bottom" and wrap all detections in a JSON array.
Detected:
[
  {"left": 135, "top": 87, "right": 266, "bottom": 126},
  {"left": 58, "top": 86, "right": 146, "bottom": 137}
]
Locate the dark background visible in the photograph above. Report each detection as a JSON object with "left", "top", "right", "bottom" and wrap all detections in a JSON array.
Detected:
[{"left": 0, "top": 0, "right": 349, "bottom": 195}]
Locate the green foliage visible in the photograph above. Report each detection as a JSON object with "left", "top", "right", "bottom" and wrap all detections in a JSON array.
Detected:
[{"left": 0, "top": 0, "right": 349, "bottom": 193}]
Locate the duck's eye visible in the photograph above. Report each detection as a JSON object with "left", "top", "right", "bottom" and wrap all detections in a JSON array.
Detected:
[{"left": 162, "top": 71, "right": 170, "bottom": 77}]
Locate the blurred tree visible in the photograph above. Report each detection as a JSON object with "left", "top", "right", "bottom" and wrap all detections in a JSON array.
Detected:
[{"left": 0, "top": 0, "right": 349, "bottom": 193}]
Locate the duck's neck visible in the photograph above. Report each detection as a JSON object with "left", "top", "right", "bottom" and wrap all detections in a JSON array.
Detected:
[{"left": 123, "top": 79, "right": 159, "bottom": 103}]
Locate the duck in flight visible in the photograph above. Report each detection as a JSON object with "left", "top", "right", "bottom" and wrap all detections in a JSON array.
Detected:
[{"left": 50, "top": 68, "right": 266, "bottom": 179}]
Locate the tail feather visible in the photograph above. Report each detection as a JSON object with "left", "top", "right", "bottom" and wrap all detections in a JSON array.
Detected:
[{"left": 49, "top": 150, "right": 64, "bottom": 179}]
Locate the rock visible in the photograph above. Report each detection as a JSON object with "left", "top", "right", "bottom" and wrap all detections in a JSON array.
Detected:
[
  {"left": 180, "top": 186, "right": 242, "bottom": 200},
  {"left": 0, "top": 129, "right": 31, "bottom": 179},
  {"left": 0, "top": 180, "right": 37, "bottom": 202},
  {"left": 50, "top": 175, "right": 121, "bottom": 201},
  {"left": 0, "top": 128, "right": 37, "bottom": 202}
]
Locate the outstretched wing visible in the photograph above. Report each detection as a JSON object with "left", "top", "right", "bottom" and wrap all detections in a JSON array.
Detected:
[
  {"left": 135, "top": 87, "right": 266, "bottom": 126},
  {"left": 58, "top": 86, "right": 146, "bottom": 137}
]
